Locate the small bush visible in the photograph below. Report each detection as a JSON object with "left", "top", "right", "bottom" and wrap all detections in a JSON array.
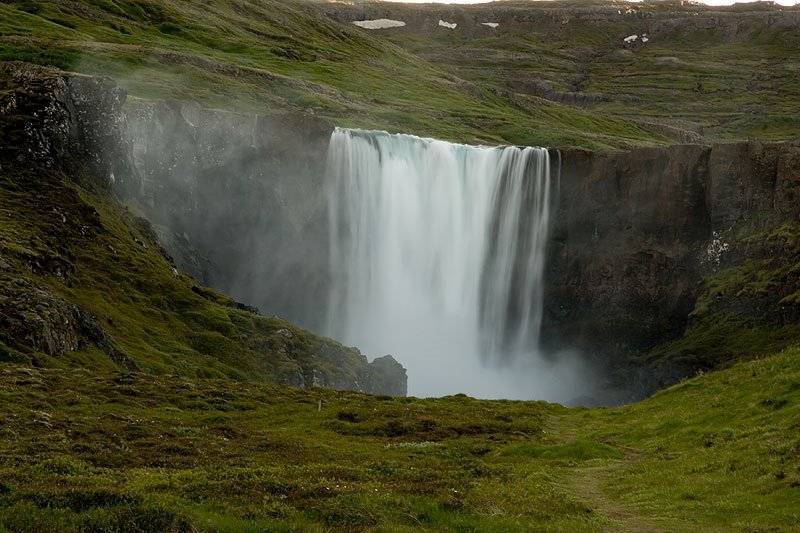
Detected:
[
  {"left": 337, "top": 410, "right": 361, "bottom": 423},
  {"left": 80, "top": 504, "right": 196, "bottom": 533}
]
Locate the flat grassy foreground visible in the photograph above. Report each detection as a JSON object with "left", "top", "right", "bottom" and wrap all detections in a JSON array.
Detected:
[{"left": 0, "top": 346, "right": 797, "bottom": 532}]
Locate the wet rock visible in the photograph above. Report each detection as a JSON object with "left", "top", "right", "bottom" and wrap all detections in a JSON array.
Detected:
[
  {"left": 0, "top": 61, "right": 132, "bottom": 189},
  {"left": 547, "top": 140, "right": 800, "bottom": 397}
]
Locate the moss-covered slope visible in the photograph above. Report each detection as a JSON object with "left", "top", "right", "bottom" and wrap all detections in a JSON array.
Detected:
[{"left": 0, "top": 63, "right": 405, "bottom": 395}]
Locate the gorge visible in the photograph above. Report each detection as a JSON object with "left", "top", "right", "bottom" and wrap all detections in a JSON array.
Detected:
[
  {"left": 1, "top": 0, "right": 800, "bottom": 528},
  {"left": 117, "top": 81, "right": 800, "bottom": 403}
]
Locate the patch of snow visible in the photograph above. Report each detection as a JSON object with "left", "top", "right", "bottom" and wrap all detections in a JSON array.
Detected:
[
  {"left": 439, "top": 19, "right": 457, "bottom": 29},
  {"left": 482, "top": 22, "right": 499, "bottom": 29},
  {"left": 623, "top": 34, "right": 638, "bottom": 43},
  {"left": 352, "top": 19, "right": 406, "bottom": 30},
  {"left": 642, "top": 37, "right": 650, "bottom": 43}
]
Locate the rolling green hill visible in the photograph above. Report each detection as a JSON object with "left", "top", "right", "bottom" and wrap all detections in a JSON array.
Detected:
[
  {"left": 320, "top": 0, "right": 800, "bottom": 145},
  {"left": 3, "top": 0, "right": 798, "bottom": 148}
]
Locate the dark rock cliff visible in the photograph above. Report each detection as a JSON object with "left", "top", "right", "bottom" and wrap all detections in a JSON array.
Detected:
[
  {"left": 0, "top": 62, "right": 129, "bottom": 185},
  {"left": 119, "top": 92, "right": 800, "bottom": 400},
  {"left": 545, "top": 141, "right": 800, "bottom": 397}
]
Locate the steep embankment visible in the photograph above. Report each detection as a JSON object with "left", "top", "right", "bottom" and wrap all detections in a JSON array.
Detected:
[{"left": 0, "top": 62, "right": 406, "bottom": 395}]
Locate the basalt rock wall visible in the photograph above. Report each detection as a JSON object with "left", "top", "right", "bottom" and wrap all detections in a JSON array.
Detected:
[
  {"left": 545, "top": 141, "right": 800, "bottom": 395},
  {"left": 129, "top": 98, "right": 800, "bottom": 397}
]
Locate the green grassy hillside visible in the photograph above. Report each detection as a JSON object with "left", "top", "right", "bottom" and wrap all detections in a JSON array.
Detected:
[
  {"left": 0, "top": 163, "right": 406, "bottom": 392},
  {"left": 3, "top": 1, "right": 798, "bottom": 148},
  {"left": 0, "top": 0, "right": 674, "bottom": 149},
  {"left": 320, "top": 0, "right": 800, "bottom": 145},
  {"left": 0, "top": 345, "right": 797, "bottom": 531},
  {"left": 1, "top": 1, "right": 799, "bottom": 530}
]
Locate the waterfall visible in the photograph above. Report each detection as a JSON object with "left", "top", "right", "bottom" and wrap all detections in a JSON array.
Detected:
[{"left": 326, "top": 128, "right": 577, "bottom": 400}]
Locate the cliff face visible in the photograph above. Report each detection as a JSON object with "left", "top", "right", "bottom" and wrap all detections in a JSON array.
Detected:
[
  {"left": 545, "top": 141, "right": 800, "bottom": 396},
  {"left": 118, "top": 93, "right": 800, "bottom": 398},
  {"left": 544, "top": 145, "right": 712, "bottom": 360},
  {"left": 123, "top": 100, "right": 333, "bottom": 331}
]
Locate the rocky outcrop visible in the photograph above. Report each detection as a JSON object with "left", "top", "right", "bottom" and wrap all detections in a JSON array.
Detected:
[
  {"left": 0, "top": 61, "right": 131, "bottom": 187},
  {"left": 277, "top": 342, "right": 407, "bottom": 397},
  {"left": 362, "top": 355, "right": 408, "bottom": 397},
  {"left": 0, "top": 273, "right": 134, "bottom": 368}
]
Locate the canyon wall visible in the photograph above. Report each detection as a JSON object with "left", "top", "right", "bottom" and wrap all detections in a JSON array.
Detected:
[
  {"left": 120, "top": 91, "right": 800, "bottom": 398},
  {"left": 546, "top": 142, "right": 800, "bottom": 395}
]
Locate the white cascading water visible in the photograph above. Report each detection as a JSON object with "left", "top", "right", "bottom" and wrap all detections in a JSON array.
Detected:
[{"left": 326, "top": 128, "right": 584, "bottom": 402}]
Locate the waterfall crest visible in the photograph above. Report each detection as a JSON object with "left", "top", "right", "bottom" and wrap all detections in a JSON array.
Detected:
[{"left": 326, "top": 128, "right": 577, "bottom": 400}]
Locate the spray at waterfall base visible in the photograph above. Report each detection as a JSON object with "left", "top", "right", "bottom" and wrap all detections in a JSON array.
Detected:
[{"left": 326, "top": 128, "right": 591, "bottom": 403}]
